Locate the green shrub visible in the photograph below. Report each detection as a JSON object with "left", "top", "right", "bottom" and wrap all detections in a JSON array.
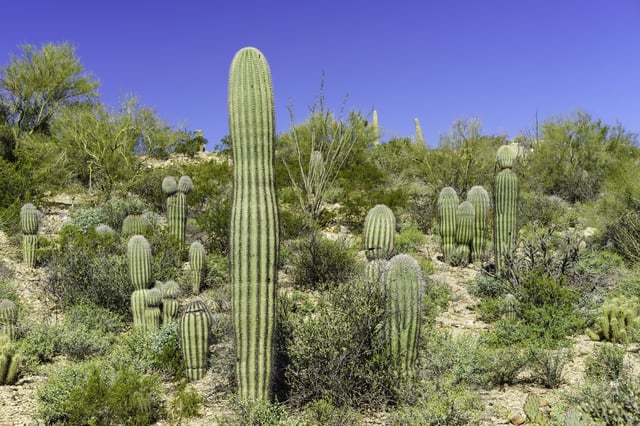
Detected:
[
  {"left": 531, "top": 347, "right": 572, "bottom": 388},
  {"left": 234, "top": 399, "right": 288, "bottom": 426},
  {"left": 169, "top": 380, "right": 204, "bottom": 423},
  {"left": 518, "top": 191, "right": 569, "bottom": 227},
  {"left": 600, "top": 209, "right": 640, "bottom": 265},
  {"left": 395, "top": 226, "right": 426, "bottom": 255},
  {"left": 573, "top": 372, "right": 640, "bottom": 424},
  {"left": 149, "top": 321, "right": 184, "bottom": 379},
  {"left": 302, "top": 398, "right": 361, "bottom": 426},
  {"left": 585, "top": 343, "right": 626, "bottom": 381},
  {"left": 468, "top": 273, "right": 509, "bottom": 299}
]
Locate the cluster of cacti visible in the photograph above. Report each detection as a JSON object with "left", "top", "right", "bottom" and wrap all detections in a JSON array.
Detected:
[
  {"left": 384, "top": 254, "right": 423, "bottom": 377},
  {"left": 451, "top": 201, "right": 474, "bottom": 266},
  {"left": 20, "top": 203, "right": 39, "bottom": 268},
  {"left": 494, "top": 145, "right": 518, "bottom": 273},
  {"left": 467, "top": 185, "right": 490, "bottom": 261},
  {"left": 189, "top": 241, "right": 206, "bottom": 294},
  {"left": 159, "top": 280, "right": 181, "bottom": 325},
  {"left": 127, "top": 235, "right": 153, "bottom": 331},
  {"left": 122, "top": 213, "right": 151, "bottom": 237},
  {"left": 523, "top": 393, "right": 549, "bottom": 425},
  {"left": 363, "top": 204, "right": 396, "bottom": 261},
  {"left": 0, "top": 335, "right": 21, "bottom": 386},
  {"left": 179, "top": 300, "right": 212, "bottom": 381},
  {"left": 163, "top": 175, "right": 192, "bottom": 246},
  {"left": 0, "top": 300, "right": 18, "bottom": 341},
  {"left": 229, "top": 47, "right": 279, "bottom": 400},
  {"left": 414, "top": 117, "right": 424, "bottom": 145},
  {"left": 503, "top": 293, "right": 518, "bottom": 321},
  {"left": 437, "top": 187, "right": 459, "bottom": 263},
  {"left": 586, "top": 296, "right": 639, "bottom": 343}
]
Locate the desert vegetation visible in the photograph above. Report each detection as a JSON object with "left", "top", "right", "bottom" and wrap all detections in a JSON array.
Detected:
[{"left": 0, "top": 43, "right": 639, "bottom": 425}]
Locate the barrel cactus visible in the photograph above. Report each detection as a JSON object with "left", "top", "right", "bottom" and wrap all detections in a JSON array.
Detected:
[
  {"left": 229, "top": 47, "right": 279, "bottom": 400},
  {"left": 0, "top": 335, "right": 21, "bottom": 386},
  {"left": 384, "top": 254, "right": 423, "bottom": 377},
  {"left": 0, "top": 300, "right": 18, "bottom": 341},
  {"left": 180, "top": 300, "right": 212, "bottom": 381},
  {"left": 494, "top": 146, "right": 518, "bottom": 273},
  {"left": 437, "top": 187, "right": 459, "bottom": 262},
  {"left": 189, "top": 241, "right": 206, "bottom": 294},
  {"left": 160, "top": 280, "right": 181, "bottom": 325},
  {"left": 467, "top": 185, "right": 490, "bottom": 262},
  {"left": 20, "top": 203, "right": 39, "bottom": 268},
  {"left": 363, "top": 204, "right": 396, "bottom": 261}
]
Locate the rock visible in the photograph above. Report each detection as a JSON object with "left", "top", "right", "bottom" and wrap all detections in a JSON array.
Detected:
[{"left": 509, "top": 412, "right": 526, "bottom": 425}]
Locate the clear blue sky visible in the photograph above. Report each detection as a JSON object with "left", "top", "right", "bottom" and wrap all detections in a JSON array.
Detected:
[{"left": 2, "top": 1, "right": 639, "bottom": 149}]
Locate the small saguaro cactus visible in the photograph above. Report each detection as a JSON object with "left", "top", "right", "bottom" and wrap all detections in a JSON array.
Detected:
[
  {"left": 452, "top": 201, "right": 474, "bottom": 266},
  {"left": 372, "top": 109, "right": 380, "bottom": 146},
  {"left": 144, "top": 288, "right": 162, "bottom": 332},
  {"left": 189, "top": 241, "right": 206, "bottom": 294},
  {"left": 0, "top": 300, "right": 18, "bottom": 341},
  {"left": 494, "top": 145, "right": 518, "bottom": 273},
  {"left": 122, "top": 213, "right": 151, "bottom": 237},
  {"left": 586, "top": 296, "right": 639, "bottom": 343},
  {"left": 503, "top": 293, "right": 518, "bottom": 321},
  {"left": 363, "top": 204, "right": 396, "bottom": 261},
  {"left": 384, "top": 254, "right": 424, "bottom": 377},
  {"left": 127, "top": 235, "right": 152, "bottom": 329},
  {"left": 180, "top": 300, "right": 212, "bottom": 381},
  {"left": 163, "top": 175, "right": 191, "bottom": 246},
  {"left": 160, "top": 280, "right": 181, "bottom": 325},
  {"left": 229, "top": 46, "right": 279, "bottom": 401},
  {"left": 414, "top": 117, "right": 425, "bottom": 145},
  {"left": 437, "top": 187, "right": 459, "bottom": 263},
  {"left": 467, "top": 185, "right": 490, "bottom": 262},
  {"left": 20, "top": 203, "right": 39, "bottom": 268},
  {"left": 0, "top": 335, "right": 21, "bottom": 386}
]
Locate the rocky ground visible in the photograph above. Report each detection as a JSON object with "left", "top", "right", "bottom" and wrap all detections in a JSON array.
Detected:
[{"left": 1, "top": 203, "right": 639, "bottom": 425}]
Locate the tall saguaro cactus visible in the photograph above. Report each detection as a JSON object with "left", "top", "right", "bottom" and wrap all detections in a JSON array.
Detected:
[
  {"left": 189, "top": 241, "right": 206, "bottom": 294},
  {"left": 467, "top": 185, "right": 490, "bottom": 262},
  {"left": 437, "top": 187, "right": 459, "bottom": 263},
  {"left": 163, "top": 175, "right": 192, "bottom": 246},
  {"left": 228, "top": 47, "right": 279, "bottom": 401},
  {"left": 494, "top": 145, "right": 518, "bottom": 273},
  {"left": 384, "top": 254, "right": 423, "bottom": 377},
  {"left": 363, "top": 204, "right": 396, "bottom": 261},
  {"left": 127, "top": 235, "right": 153, "bottom": 330},
  {"left": 372, "top": 109, "right": 380, "bottom": 146},
  {"left": 453, "top": 201, "right": 474, "bottom": 266},
  {"left": 20, "top": 204, "right": 39, "bottom": 268}
]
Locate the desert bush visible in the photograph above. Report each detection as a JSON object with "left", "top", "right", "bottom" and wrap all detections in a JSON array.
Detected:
[
  {"left": 301, "top": 399, "right": 362, "bottom": 426},
  {"left": 149, "top": 321, "right": 184, "bottom": 379},
  {"left": 601, "top": 210, "right": 640, "bottom": 266},
  {"left": 585, "top": 343, "right": 626, "bottom": 381},
  {"left": 518, "top": 191, "right": 570, "bottom": 227},
  {"left": 169, "top": 380, "right": 204, "bottom": 423},
  {"left": 572, "top": 372, "right": 640, "bottom": 424},
  {"left": 395, "top": 226, "right": 426, "bottom": 255},
  {"left": 531, "top": 347, "right": 572, "bottom": 388},
  {"left": 70, "top": 196, "right": 148, "bottom": 232},
  {"left": 468, "top": 273, "right": 509, "bottom": 299}
]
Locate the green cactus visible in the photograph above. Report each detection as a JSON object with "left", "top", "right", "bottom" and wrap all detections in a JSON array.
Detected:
[
  {"left": 494, "top": 147, "right": 518, "bottom": 273},
  {"left": 384, "top": 254, "right": 423, "bottom": 377},
  {"left": 414, "top": 117, "right": 425, "bottom": 145},
  {"left": 0, "top": 300, "right": 18, "bottom": 341},
  {"left": 162, "top": 176, "right": 177, "bottom": 195},
  {"left": 586, "top": 296, "right": 639, "bottom": 343},
  {"left": 563, "top": 408, "right": 588, "bottom": 426},
  {"left": 503, "top": 293, "right": 518, "bottom": 321},
  {"left": 20, "top": 203, "right": 39, "bottom": 267},
  {"left": 467, "top": 185, "right": 490, "bottom": 262},
  {"left": 437, "top": 187, "right": 459, "bottom": 263},
  {"left": 189, "top": 241, "right": 206, "bottom": 294},
  {"left": 160, "top": 280, "right": 181, "bottom": 325},
  {"left": 130, "top": 289, "right": 148, "bottom": 331},
  {"left": 229, "top": 47, "right": 279, "bottom": 400},
  {"left": 523, "top": 393, "right": 549, "bottom": 425},
  {"left": 452, "top": 201, "right": 474, "bottom": 266},
  {"left": 0, "top": 336, "right": 21, "bottom": 386},
  {"left": 163, "top": 175, "right": 191, "bottom": 246},
  {"left": 127, "top": 235, "right": 152, "bottom": 291},
  {"left": 122, "top": 213, "right": 151, "bottom": 237},
  {"left": 363, "top": 204, "right": 396, "bottom": 261},
  {"left": 178, "top": 175, "right": 193, "bottom": 194},
  {"left": 372, "top": 109, "right": 379, "bottom": 146},
  {"left": 180, "top": 300, "right": 212, "bottom": 381},
  {"left": 144, "top": 288, "right": 162, "bottom": 332}
]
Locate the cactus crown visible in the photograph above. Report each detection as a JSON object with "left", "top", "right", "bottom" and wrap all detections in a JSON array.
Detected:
[
  {"left": 496, "top": 145, "right": 517, "bottom": 169},
  {"left": 178, "top": 175, "right": 193, "bottom": 194},
  {"left": 0, "top": 300, "right": 18, "bottom": 323},
  {"left": 162, "top": 176, "right": 178, "bottom": 195},
  {"left": 20, "top": 203, "right": 39, "bottom": 234},
  {"left": 363, "top": 204, "right": 396, "bottom": 260},
  {"left": 146, "top": 288, "right": 163, "bottom": 307},
  {"left": 162, "top": 280, "right": 181, "bottom": 299},
  {"left": 189, "top": 241, "right": 206, "bottom": 269}
]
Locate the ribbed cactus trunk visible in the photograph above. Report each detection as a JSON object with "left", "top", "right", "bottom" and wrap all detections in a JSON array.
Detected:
[
  {"left": 20, "top": 204, "right": 39, "bottom": 268},
  {"left": 122, "top": 214, "right": 151, "bottom": 237},
  {"left": 160, "top": 281, "right": 181, "bottom": 325},
  {"left": 229, "top": 47, "right": 279, "bottom": 401},
  {"left": 414, "top": 117, "right": 425, "bottom": 146},
  {"left": 453, "top": 201, "right": 474, "bottom": 266},
  {"left": 494, "top": 146, "right": 518, "bottom": 273},
  {"left": 163, "top": 175, "right": 191, "bottom": 247},
  {"left": 144, "top": 288, "right": 162, "bottom": 332},
  {"left": 437, "top": 187, "right": 459, "bottom": 263},
  {"left": 384, "top": 254, "right": 423, "bottom": 377},
  {"left": 189, "top": 241, "right": 206, "bottom": 294},
  {"left": 372, "top": 109, "right": 380, "bottom": 146},
  {"left": 0, "top": 300, "right": 18, "bottom": 342},
  {"left": 180, "top": 301, "right": 212, "bottom": 381},
  {"left": 127, "top": 235, "right": 153, "bottom": 330},
  {"left": 467, "top": 185, "right": 490, "bottom": 262},
  {"left": 363, "top": 204, "right": 396, "bottom": 261}
]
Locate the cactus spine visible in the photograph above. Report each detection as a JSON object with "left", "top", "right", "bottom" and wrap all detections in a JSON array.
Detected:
[
  {"left": 189, "top": 241, "right": 206, "bottom": 294},
  {"left": 127, "top": 235, "right": 152, "bottom": 329},
  {"left": 494, "top": 146, "right": 518, "bottom": 273},
  {"left": 180, "top": 300, "right": 211, "bottom": 381},
  {"left": 229, "top": 47, "right": 279, "bottom": 400},
  {"left": 0, "top": 300, "right": 18, "bottom": 341},
  {"left": 467, "top": 185, "right": 490, "bottom": 262},
  {"left": 414, "top": 117, "right": 425, "bottom": 145},
  {"left": 160, "top": 280, "right": 181, "bottom": 325},
  {"left": 437, "top": 187, "right": 459, "bottom": 263},
  {"left": 384, "top": 254, "right": 423, "bottom": 377},
  {"left": 452, "top": 201, "right": 474, "bottom": 266},
  {"left": 20, "top": 203, "right": 39, "bottom": 268},
  {"left": 363, "top": 204, "right": 396, "bottom": 261}
]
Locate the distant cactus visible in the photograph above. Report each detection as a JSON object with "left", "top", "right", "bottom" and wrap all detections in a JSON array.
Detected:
[
  {"left": 160, "top": 280, "right": 181, "bottom": 325},
  {"left": 0, "top": 300, "right": 18, "bottom": 341},
  {"left": 144, "top": 288, "right": 162, "bottom": 332},
  {"left": 384, "top": 254, "right": 423, "bottom": 377},
  {"left": 363, "top": 204, "right": 396, "bottom": 261},
  {"left": 20, "top": 203, "right": 39, "bottom": 267},
  {"left": 189, "top": 241, "right": 206, "bottom": 294},
  {"left": 503, "top": 293, "right": 518, "bottom": 321},
  {"left": 586, "top": 296, "right": 639, "bottom": 343},
  {"left": 437, "top": 187, "right": 459, "bottom": 262},
  {"left": 467, "top": 186, "right": 490, "bottom": 262},
  {"left": 372, "top": 109, "right": 380, "bottom": 146},
  {"left": 163, "top": 175, "right": 191, "bottom": 246},
  {"left": 180, "top": 300, "right": 212, "bottom": 381},
  {"left": 229, "top": 46, "right": 279, "bottom": 400},
  {"left": 414, "top": 117, "right": 425, "bottom": 145},
  {"left": 494, "top": 147, "right": 518, "bottom": 273},
  {"left": 0, "top": 336, "right": 21, "bottom": 386},
  {"left": 122, "top": 213, "right": 151, "bottom": 237},
  {"left": 452, "top": 201, "right": 474, "bottom": 266}
]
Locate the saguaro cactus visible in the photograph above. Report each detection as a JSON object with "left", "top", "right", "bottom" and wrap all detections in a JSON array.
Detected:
[
  {"left": 180, "top": 300, "right": 212, "bottom": 381},
  {"left": 467, "top": 185, "right": 490, "bottom": 262},
  {"left": 437, "top": 187, "right": 459, "bottom": 262},
  {"left": 122, "top": 213, "right": 151, "bottom": 237},
  {"left": 20, "top": 203, "right": 39, "bottom": 268},
  {"left": 160, "top": 280, "right": 181, "bottom": 325},
  {"left": 229, "top": 46, "right": 279, "bottom": 401},
  {"left": 363, "top": 204, "right": 396, "bottom": 261},
  {"left": 414, "top": 117, "right": 425, "bottom": 145},
  {"left": 163, "top": 175, "right": 191, "bottom": 246},
  {"left": 372, "top": 109, "right": 380, "bottom": 146},
  {"left": 384, "top": 254, "right": 423, "bottom": 377},
  {"left": 452, "top": 201, "right": 474, "bottom": 266},
  {"left": 189, "top": 241, "right": 206, "bottom": 294},
  {"left": 494, "top": 145, "right": 518, "bottom": 273},
  {"left": 0, "top": 336, "right": 21, "bottom": 386},
  {"left": 0, "top": 300, "right": 18, "bottom": 341},
  {"left": 127, "top": 235, "right": 152, "bottom": 329},
  {"left": 144, "top": 288, "right": 162, "bottom": 332}
]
